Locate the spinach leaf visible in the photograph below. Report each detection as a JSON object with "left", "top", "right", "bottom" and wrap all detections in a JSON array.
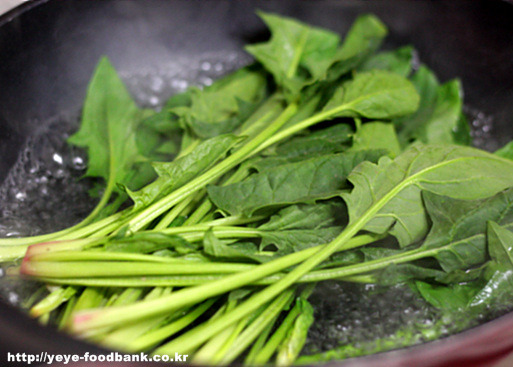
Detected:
[
  {"left": 323, "top": 70, "right": 420, "bottom": 120},
  {"left": 250, "top": 124, "right": 354, "bottom": 173},
  {"left": 171, "top": 66, "right": 267, "bottom": 139},
  {"left": 203, "top": 226, "right": 342, "bottom": 263},
  {"left": 246, "top": 11, "right": 340, "bottom": 97},
  {"left": 421, "top": 189, "right": 513, "bottom": 272},
  {"left": 136, "top": 93, "right": 190, "bottom": 161},
  {"left": 495, "top": 141, "right": 513, "bottom": 160},
  {"left": 104, "top": 232, "right": 196, "bottom": 254},
  {"left": 349, "top": 122, "right": 401, "bottom": 157},
  {"left": 208, "top": 150, "right": 384, "bottom": 217},
  {"left": 417, "top": 222, "right": 513, "bottom": 313},
  {"left": 415, "top": 281, "right": 482, "bottom": 312},
  {"left": 396, "top": 66, "right": 468, "bottom": 146},
  {"left": 203, "top": 230, "right": 271, "bottom": 263},
  {"left": 128, "top": 134, "right": 243, "bottom": 210},
  {"left": 259, "top": 227, "right": 343, "bottom": 254},
  {"left": 327, "top": 14, "right": 388, "bottom": 80},
  {"left": 359, "top": 45, "right": 414, "bottom": 77},
  {"left": 488, "top": 221, "right": 513, "bottom": 268},
  {"left": 68, "top": 57, "right": 153, "bottom": 193},
  {"left": 270, "top": 124, "right": 353, "bottom": 159},
  {"left": 259, "top": 201, "right": 346, "bottom": 231},
  {"left": 374, "top": 264, "right": 445, "bottom": 286},
  {"left": 343, "top": 144, "right": 513, "bottom": 248}
]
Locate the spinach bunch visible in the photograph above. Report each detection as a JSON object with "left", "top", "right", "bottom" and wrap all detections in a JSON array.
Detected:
[{"left": 4, "top": 11, "right": 513, "bottom": 365}]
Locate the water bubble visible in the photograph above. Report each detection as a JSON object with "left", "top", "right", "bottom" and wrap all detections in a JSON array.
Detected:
[
  {"left": 54, "top": 169, "right": 66, "bottom": 179},
  {"left": 72, "top": 156, "right": 86, "bottom": 170},
  {"left": 149, "top": 96, "right": 159, "bottom": 106},
  {"left": 8, "top": 291, "right": 19, "bottom": 305},
  {"left": 150, "top": 76, "right": 164, "bottom": 92},
  {"left": 52, "top": 153, "right": 63, "bottom": 165},
  {"left": 201, "top": 62, "right": 211, "bottom": 71},
  {"left": 171, "top": 79, "right": 188, "bottom": 91},
  {"left": 199, "top": 77, "right": 213, "bottom": 86}
]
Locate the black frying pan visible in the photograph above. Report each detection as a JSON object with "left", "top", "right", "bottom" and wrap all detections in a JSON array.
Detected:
[{"left": 1, "top": 1, "right": 513, "bottom": 366}]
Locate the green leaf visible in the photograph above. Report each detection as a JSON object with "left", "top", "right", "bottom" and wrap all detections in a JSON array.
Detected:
[
  {"left": 428, "top": 222, "right": 513, "bottom": 313},
  {"left": 323, "top": 70, "right": 420, "bottom": 120},
  {"left": 259, "top": 227, "right": 342, "bottom": 254},
  {"left": 359, "top": 45, "right": 414, "bottom": 77},
  {"left": 68, "top": 57, "right": 152, "bottom": 192},
  {"left": 435, "top": 265, "right": 487, "bottom": 285},
  {"left": 172, "top": 66, "right": 267, "bottom": 139},
  {"left": 246, "top": 11, "right": 340, "bottom": 97},
  {"left": 468, "top": 270, "right": 513, "bottom": 311},
  {"left": 421, "top": 189, "right": 513, "bottom": 272},
  {"left": 415, "top": 281, "right": 482, "bottom": 312},
  {"left": 251, "top": 124, "right": 354, "bottom": 173},
  {"left": 374, "top": 264, "right": 445, "bottom": 286},
  {"left": 136, "top": 106, "right": 185, "bottom": 161},
  {"left": 495, "top": 141, "right": 513, "bottom": 160},
  {"left": 343, "top": 144, "right": 513, "bottom": 247},
  {"left": 259, "top": 201, "right": 346, "bottom": 231},
  {"left": 396, "top": 66, "right": 467, "bottom": 146},
  {"left": 349, "top": 122, "right": 401, "bottom": 157},
  {"left": 421, "top": 80, "right": 464, "bottom": 144},
  {"left": 487, "top": 221, "right": 513, "bottom": 268},
  {"left": 327, "top": 14, "right": 388, "bottom": 80},
  {"left": 272, "top": 124, "right": 353, "bottom": 159},
  {"left": 104, "top": 232, "right": 196, "bottom": 254},
  {"left": 203, "top": 230, "right": 270, "bottom": 263},
  {"left": 208, "top": 150, "right": 384, "bottom": 217},
  {"left": 203, "top": 225, "right": 342, "bottom": 263},
  {"left": 128, "top": 134, "right": 243, "bottom": 210},
  {"left": 452, "top": 111, "right": 472, "bottom": 146},
  {"left": 395, "top": 66, "right": 439, "bottom": 146}
]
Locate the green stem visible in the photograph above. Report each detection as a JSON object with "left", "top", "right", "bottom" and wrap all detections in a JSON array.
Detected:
[
  {"left": 126, "top": 103, "right": 299, "bottom": 233},
  {"left": 251, "top": 299, "right": 301, "bottom": 365},
  {"left": 22, "top": 261, "right": 255, "bottom": 278},
  {"left": 66, "top": 229, "right": 373, "bottom": 331},
  {"left": 184, "top": 160, "right": 252, "bottom": 226},
  {"left": 220, "top": 288, "right": 296, "bottom": 365},
  {"left": 24, "top": 238, "right": 102, "bottom": 257},
  {"left": 63, "top": 232, "right": 375, "bottom": 331},
  {"left": 127, "top": 298, "right": 218, "bottom": 352},
  {"left": 149, "top": 180, "right": 414, "bottom": 354},
  {"left": 287, "top": 30, "right": 309, "bottom": 79},
  {"left": 0, "top": 211, "right": 126, "bottom": 261},
  {"left": 58, "top": 295, "right": 78, "bottom": 330},
  {"left": 27, "top": 250, "right": 204, "bottom": 264},
  {"left": 193, "top": 312, "right": 246, "bottom": 365},
  {"left": 254, "top": 101, "right": 356, "bottom": 155},
  {"left": 30, "top": 286, "right": 78, "bottom": 318},
  {"left": 154, "top": 193, "right": 197, "bottom": 230},
  {"left": 99, "top": 289, "right": 172, "bottom": 350},
  {"left": 244, "top": 318, "right": 277, "bottom": 365},
  {"left": 29, "top": 233, "right": 382, "bottom": 287},
  {"left": 203, "top": 215, "right": 267, "bottom": 227}
]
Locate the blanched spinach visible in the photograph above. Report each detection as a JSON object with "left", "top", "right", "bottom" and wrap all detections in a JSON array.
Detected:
[{"left": 5, "top": 11, "right": 513, "bottom": 367}]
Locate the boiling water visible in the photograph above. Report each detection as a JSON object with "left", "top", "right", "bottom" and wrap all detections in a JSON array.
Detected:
[{"left": 0, "top": 52, "right": 500, "bottom": 357}]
